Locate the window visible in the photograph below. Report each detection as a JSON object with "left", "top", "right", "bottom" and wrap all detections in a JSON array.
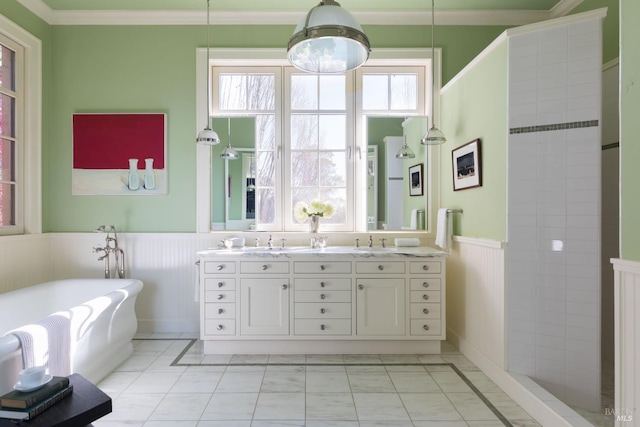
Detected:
[
  {"left": 196, "top": 49, "right": 439, "bottom": 233},
  {"left": 0, "top": 35, "right": 21, "bottom": 233},
  {"left": 0, "top": 16, "right": 41, "bottom": 236}
]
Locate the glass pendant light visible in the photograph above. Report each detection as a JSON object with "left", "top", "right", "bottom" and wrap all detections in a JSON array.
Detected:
[
  {"left": 220, "top": 118, "right": 239, "bottom": 160},
  {"left": 421, "top": 0, "right": 447, "bottom": 145},
  {"left": 196, "top": 0, "right": 220, "bottom": 145},
  {"left": 287, "top": 0, "right": 371, "bottom": 74},
  {"left": 396, "top": 122, "right": 416, "bottom": 159}
]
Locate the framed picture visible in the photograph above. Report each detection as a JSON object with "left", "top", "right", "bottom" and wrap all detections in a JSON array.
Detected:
[
  {"left": 409, "top": 163, "right": 424, "bottom": 196},
  {"left": 452, "top": 138, "right": 482, "bottom": 191}
]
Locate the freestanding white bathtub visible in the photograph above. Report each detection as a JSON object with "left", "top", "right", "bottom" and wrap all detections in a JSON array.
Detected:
[{"left": 0, "top": 279, "right": 143, "bottom": 394}]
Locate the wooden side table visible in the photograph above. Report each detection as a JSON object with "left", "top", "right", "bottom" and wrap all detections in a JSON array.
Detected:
[{"left": 0, "top": 373, "right": 112, "bottom": 427}]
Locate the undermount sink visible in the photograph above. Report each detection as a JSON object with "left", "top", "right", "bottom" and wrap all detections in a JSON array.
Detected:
[{"left": 355, "top": 247, "right": 396, "bottom": 252}]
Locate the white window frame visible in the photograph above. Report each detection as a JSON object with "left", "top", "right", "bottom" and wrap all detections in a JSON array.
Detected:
[
  {"left": 196, "top": 48, "right": 443, "bottom": 235},
  {"left": 0, "top": 15, "right": 42, "bottom": 235}
]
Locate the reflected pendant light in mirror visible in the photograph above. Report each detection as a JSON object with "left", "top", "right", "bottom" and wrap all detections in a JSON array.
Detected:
[
  {"left": 220, "top": 118, "right": 239, "bottom": 160},
  {"left": 287, "top": 0, "right": 371, "bottom": 73},
  {"left": 196, "top": 0, "right": 220, "bottom": 145},
  {"left": 396, "top": 126, "right": 416, "bottom": 159},
  {"left": 421, "top": 0, "right": 446, "bottom": 145}
]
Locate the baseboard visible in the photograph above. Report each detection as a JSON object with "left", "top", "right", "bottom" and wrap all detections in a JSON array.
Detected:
[
  {"left": 447, "top": 327, "right": 591, "bottom": 426},
  {"left": 138, "top": 319, "right": 198, "bottom": 334}
]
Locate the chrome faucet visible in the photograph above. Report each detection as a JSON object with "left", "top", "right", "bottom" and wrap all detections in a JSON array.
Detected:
[
  {"left": 368, "top": 235, "right": 373, "bottom": 248},
  {"left": 93, "top": 225, "right": 126, "bottom": 279},
  {"left": 267, "top": 234, "right": 274, "bottom": 248},
  {"left": 380, "top": 238, "right": 387, "bottom": 248}
]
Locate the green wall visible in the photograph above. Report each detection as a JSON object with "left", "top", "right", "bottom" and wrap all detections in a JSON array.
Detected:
[
  {"left": 0, "top": 1, "right": 622, "bottom": 233},
  {"left": 440, "top": 40, "right": 508, "bottom": 241},
  {"left": 620, "top": 0, "right": 640, "bottom": 261}
]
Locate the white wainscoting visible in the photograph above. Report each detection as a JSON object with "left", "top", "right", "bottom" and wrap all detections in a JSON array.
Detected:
[
  {"left": 613, "top": 258, "right": 640, "bottom": 426},
  {"left": 446, "top": 236, "right": 506, "bottom": 369},
  {"left": 0, "top": 234, "right": 51, "bottom": 294}
]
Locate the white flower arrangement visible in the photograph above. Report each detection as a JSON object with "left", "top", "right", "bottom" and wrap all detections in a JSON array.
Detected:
[{"left": 294, "top": 200, "right": 335, "bottom": 223}]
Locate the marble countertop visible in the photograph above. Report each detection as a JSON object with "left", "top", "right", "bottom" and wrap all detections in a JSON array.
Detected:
[{"left": 197, "top": 246, "right": 448, "bottom": 258}]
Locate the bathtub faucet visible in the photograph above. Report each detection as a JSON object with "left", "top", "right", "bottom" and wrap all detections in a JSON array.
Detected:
[{"left": 93, "top": 225, "right": 126, "bottom": 279}]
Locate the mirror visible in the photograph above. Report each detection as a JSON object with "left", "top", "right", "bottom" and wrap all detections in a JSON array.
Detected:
[
  {"left": 365, "top": 116, "right": 428, "bottom": 231},
  {"left": 210, "top": 117, "right": 256, "bottom": 230}
]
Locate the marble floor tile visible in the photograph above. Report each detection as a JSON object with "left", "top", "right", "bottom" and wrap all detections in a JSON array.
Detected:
[
  {"left": 200, "top": 392, "right": 258, "bottom": 420},
  {"left": 101, "top": 393, "right": 165, "bottom": 422},
  {"left": 306, "top": 392, "right": 358, "bottom": 421},
  {"left": 352, "top": 392, "right": 411, "bottom": 421},
  {"left": 430, "top": 370, "right": 473, "bottom": 392},
  {"left": 305, "top": 422, "right": 360, "bottom": 427},
  {"left": 169, "top": 370, "right": 222, "bottom": 393},
  {"left": 230, "top": 354, "right": 270, "bottom": 364},
  {"left": 446, "top": 392, "right": 501, "bottom": 421},
  {"left": 196, "top": 422, "right": 251, "bottom": 427},
  {"left": 306, "top": 354, "right": 345, "bottom": 364},
  {"left": 482, "top": 391, "right": 536, "bottom": 420},
  {"left": 379, "top": 354, "right": 422, "bottom": 364},
  {"left": 124, "top": 371, "right": 183, "bottom": 393},
  {"left": 343, "top": 354, "right": 383, "bottom": 364},
  {"left": 306, "top": 370, "right": 351, "bottom": 392},
  {"left": 412, "top": 422, "right": 469, "bottom": 427},
  {"left": 399, "top": 392, "right": 463, "bottom": 421},
  {"left": 97, "top": 371, "right": 141, "bottom": 395},
  {"left": 268, "top": 354, "right": 307, "bottom": 364},
  {"left": 253, "top": 392, "right": 306, "bottom": 420},
  {"left": 215, "top": 371, "right": 265, "bottom": 392},
  {"left": 148, "top": 393, "right": 212, "bottom": 420},
  {"left": 133, "top": 339, "right": 176, "bottom": 355},
  {"left": 200, "top": 354, "right": 233, "bottom": 364},
  {"left": 388, "top": 371, "right": 442, "bottom": 392},
  {"left": 462, "top": 371, "right": 504, "bottom": 393},
  {"left": 347, "top": 371, "right": 396, "bottom": 392},
  {"left": 261, "top": 369, "right": 306, "bottom": 392}
]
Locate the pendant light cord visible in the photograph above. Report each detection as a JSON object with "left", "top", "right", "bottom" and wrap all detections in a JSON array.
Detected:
[
  {"left": 431, "top": 0, "right": 435, "bottom": 130},
  {"left": 205, "top": 0, "right": 211, "bottom": 129}
]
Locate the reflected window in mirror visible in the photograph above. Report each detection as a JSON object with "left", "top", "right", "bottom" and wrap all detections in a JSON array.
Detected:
[{"left": 199, "top": 50, "right": 440, "bottom": 233}]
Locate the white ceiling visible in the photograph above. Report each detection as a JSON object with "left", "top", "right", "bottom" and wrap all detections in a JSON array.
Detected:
[{"left": 16, "top": 0, "right": 584, "bottom": 26}]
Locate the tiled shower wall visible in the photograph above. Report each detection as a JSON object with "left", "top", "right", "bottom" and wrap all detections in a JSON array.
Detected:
[{"left": 507, "top": 16, "right": 603, "bottom": 411}]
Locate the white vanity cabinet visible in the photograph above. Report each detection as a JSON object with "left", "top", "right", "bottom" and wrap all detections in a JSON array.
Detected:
[{"left": 197, "top": 247, "right": 447, "bottom": 354}]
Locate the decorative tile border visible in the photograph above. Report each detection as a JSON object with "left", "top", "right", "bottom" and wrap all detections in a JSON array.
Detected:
[
  {"left": 602, "top": 142, "right": 619, "bottom": 150},
  {"left": 509, "top": 120, "right": 599, "bottom": 134}
]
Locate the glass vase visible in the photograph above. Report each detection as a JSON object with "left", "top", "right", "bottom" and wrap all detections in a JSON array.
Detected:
[{"left": 309, "top": 214, "right": 321, "bottom": 233}]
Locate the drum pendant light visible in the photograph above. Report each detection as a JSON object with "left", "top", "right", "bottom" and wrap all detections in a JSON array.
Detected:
[
  {"left": 196, "top": 0, "right": 220, "bottom": 145},
  {"left": 421, "top": 0, "right": 447, "bottom": 145},
  {"left": 287, "top": 0, "right": 371, "bottom": 74}
]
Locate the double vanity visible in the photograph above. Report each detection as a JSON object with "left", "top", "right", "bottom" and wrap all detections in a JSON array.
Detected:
[{"left": 196, "top": 245, "right": 447, "bottom": 354}]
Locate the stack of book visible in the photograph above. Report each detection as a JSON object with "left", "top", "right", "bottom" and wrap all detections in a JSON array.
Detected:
[{"left": 0, "top": 376, "right": 73, "bottom": 421}]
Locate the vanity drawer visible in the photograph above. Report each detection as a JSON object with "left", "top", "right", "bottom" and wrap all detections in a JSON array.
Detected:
[
  {"left": 294, "top": 290, "right": 351, "bottom": 303},
  {"left": 295, "top": 319, "right": 351, "bottom": 335},
  {"left": 410, "top": 290, "right": 441, "bottom": 303},
  {"left": 295, "top": 278, "right": 351, "bottom": 291},
  {"left": 356, "top": 261, "right": 406, "bottom": 274},
  {"left": 410, "top": 303, "right": 441, "bottom": 319},
  {"left": 410, "top": 319, "right": 442, "bottom": 336},
  {"left": 409, "top": 261, "right": 442, "bottom": 274},
  {"left": 205, "top": 303, "right": 236, "bottom": 319},
  {"left": 204, "top": 278, "right": 236, "bottom": 291},
  {"left": 240, "top": 261, "right": 290, "bottom": 274},
  {"left": 205, "top": 318, "right": 236, "bottom": 335},
  {"left": 294, "top": 261, "right": 352, "bottom": 274},
  {"left": 295, "top": 302, "right": 351, "bottom": 319},
  {"left": 203, "top": 261, "right": 236, "bottom": 274},
  {"left": 204, "top": 290, "right": 236, "bottom": 303},
  {"left": 410, "top": 278, "right": 441, "bottom": 291}
]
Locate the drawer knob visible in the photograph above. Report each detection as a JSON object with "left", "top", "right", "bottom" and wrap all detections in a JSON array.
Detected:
[
  {"left": 262, "top": 264, "right": 268, "bottom": 270},
  {"left": 422, "top": 265, "right": 429, "bottom": 271},
  {"left": 320, "top": 308, "right": 326, "bottom": 314},
  {"left": 320, "top": 293, "right": 326, "bottom": 300},
  {"left": 358, "top": 284, "right": 364, "bottom": 290},
  {"left": 423, "top": 308, "right": 429, "bottom": 315},
  {"left": 217, "top": 294, "right": 224, "bottom": 300},
  {"left": 422, "top": 282, "right": 429, "bottom": 288},
  {"left": 216, "top": 265, "right": 224, "bottom": 271},
  {"left": 422, "top": 294, "right": 429, "bottom": 300},
  {"left": 217, "top": 324, "right": 224, "bottom": 330},
  {"left": 423, "top": 324, "right": 430, "bottom": 331},
  {"left": 320, "top": 281, "right": 326, "bottom": 288},
  {"left": 378, "top": 265, "right": 384, "bottom": 271},
  {"left": 320, "top": 324, "right": 326, "bottom": 331},
  {"left": 282, "top": 284, "right": 288, "bottom": 290},
  {"left": 320, "top": 265, "right": 326, "bottom": 271},
  {"left": 218, "top": 282, "right": 224, "bottom": 288},
  {"left": 218, "top": 308, "right": 224, "bottom": 314}
]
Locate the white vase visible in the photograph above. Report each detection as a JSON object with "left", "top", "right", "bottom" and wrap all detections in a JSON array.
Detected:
[
  {"left": 144, "top": 158, "right": 155, "bottom": 190},
  {"left": 309, "top": 214, "right": 320, "bottom": 233},
  {"left": 127, "top": 158, "right": 139, "bottom": 191}
]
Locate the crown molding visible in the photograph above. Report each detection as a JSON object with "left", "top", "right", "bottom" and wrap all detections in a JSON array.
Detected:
[{"left": 16, "top": 0, "right": 581, "bottom": 26}]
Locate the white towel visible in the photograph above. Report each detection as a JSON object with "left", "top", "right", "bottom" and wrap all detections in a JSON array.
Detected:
[
  {"left": 435, "top": 208, "right": 452, "bottom": 250},
  {"left": 7, "top": 313, "right": 71, "bottom": 376},
  {"left": 401, "top": 208, "right": 419, "bottom": 230},
  {"left": 394, "top": 238, "right": 420, "bottom": 247}
]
